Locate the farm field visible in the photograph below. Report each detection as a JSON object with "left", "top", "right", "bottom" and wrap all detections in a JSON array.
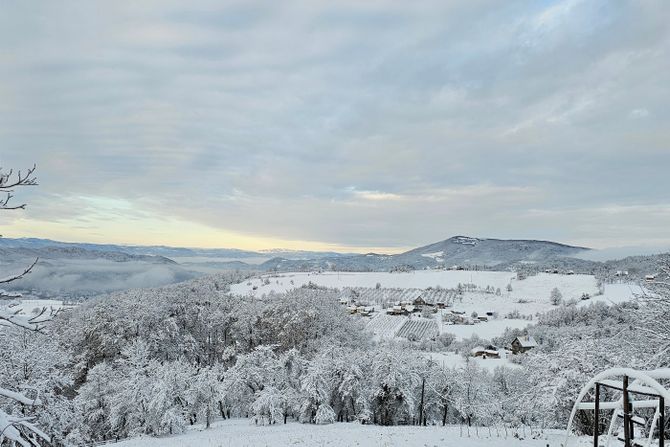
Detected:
[
  {"left": 366, "top": 312, "right": 530, "bottom": 341},
  {"left": 437, "top": 316, "right": 531, "bottom": 341},
  {"left": 230, "top": 271, "right": 640, "bottom": 342},
  {"left": 231, "top": 271, "right": 601, "bottom": 305},
  {"left": 109, "top": 418, "right": 590, "bottom": 447}
]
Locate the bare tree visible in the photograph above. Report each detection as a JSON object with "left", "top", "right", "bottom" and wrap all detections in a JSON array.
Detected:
[{"left": 0, "top": 164, "right": 52, "bottom": 446}]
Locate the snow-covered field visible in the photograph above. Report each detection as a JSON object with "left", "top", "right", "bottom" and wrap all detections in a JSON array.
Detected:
[
  {"left": 231, "top": 270, "right": 600, "bottom": 305},
  {"left": 428, "top": 351, "right": 521, "bottom": 372},
  {"left": 110, "top": 418, "right": 589, "bottom": 447},
  {"left": 577, "top": 283, "right": 644, "bottom": 307},
  {"left": 230, "top": 271, "right": 640, "bottom": 342},
  {"left": 438, "top": 316, "right": 531, "bottom": 341}
]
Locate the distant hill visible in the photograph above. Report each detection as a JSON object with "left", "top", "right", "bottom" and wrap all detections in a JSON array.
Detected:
[
  {"left": 258, "top": 236, "right": 591, "bottom": 272},
  {"left": 0, "top": 239, "right": 196, "bottom": 299},
  {"left": 0, "top": 237, "right": 353, "bottom": 261},
  {"left": 2, "top": 235, "right": 664, "bottom": 299}
]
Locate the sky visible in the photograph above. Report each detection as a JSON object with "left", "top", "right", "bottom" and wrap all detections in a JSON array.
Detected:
[{"left": 0, "top": 0, "right": 669, "bottom": 253}]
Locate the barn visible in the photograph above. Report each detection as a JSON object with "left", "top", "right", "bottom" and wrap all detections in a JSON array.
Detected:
[{"left": 511, "top": 336, "right": 537, "bottom": 354}]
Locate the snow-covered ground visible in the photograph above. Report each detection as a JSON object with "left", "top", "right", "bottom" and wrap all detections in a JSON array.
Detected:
[
  {"left": 109, "top": 418, "right": 589, "bottom": 447},
  {"left": 577, "top": 283, "right": 644, "bottom": 307},
  {"left": 438, "top": 316, "right": 531, "bottom": 341},
  {"left": 230, "top": 271, "right": 600, "bottom": 304},
  {"left": 427, "top": 351, "right": 521, "bottom": 372},
  {"left": 230, "top": 271, "right": 640, "bottom": 342}
]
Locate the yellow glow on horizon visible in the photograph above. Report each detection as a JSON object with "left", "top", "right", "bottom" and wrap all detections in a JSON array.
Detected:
[{"left": 1, "top": 215, "right": 406, "bottom": 254}]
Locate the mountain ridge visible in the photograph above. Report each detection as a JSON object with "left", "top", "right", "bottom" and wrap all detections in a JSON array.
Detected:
[{"left": 258, "top": 236, "right": 591, "bottom": 272}]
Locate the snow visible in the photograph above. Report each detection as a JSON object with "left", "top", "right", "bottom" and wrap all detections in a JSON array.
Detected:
[
  {"left": 438, "top": 317, "right": 531, "bottom": 341},
  {"left": 421, "top": 251, "right": 444, "bottom": 261},
  {"left": 230, "top": 271, "right": 604, "bottom": 309},
  {"left": 428, "top": 351, "right": 520, "bottom": 372},
  {"left": 108, "top": 418, "right": 589, "bottom": 447},
  {"left": 230, "top": 271, "right": 639, "bottom": 342},
  {"left": 577, "top": 283, "right": 644, "bottom": 307}
]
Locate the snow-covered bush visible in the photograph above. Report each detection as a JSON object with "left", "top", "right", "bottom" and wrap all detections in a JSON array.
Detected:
[
  {"left": 315, "top": 404, "right": 336, "bottom": 424},
  {"left": 251, "top": 387, "right": 285, "bottom": 425}
]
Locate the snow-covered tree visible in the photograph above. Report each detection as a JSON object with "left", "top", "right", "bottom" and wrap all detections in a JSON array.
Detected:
[
  {"left": 70, "top": 362, "right": 115, "bottom": 443},
  {"left": 299, "top": 356, "right": 334, "bottom": 423},
  {"left": 428, "top": 365, "right": 457, "bottom": 426},
  {"left": 108, "top": 340, "right": 159, "bottom": 437},
  {"left": 367, "top": 346, "right": 420, "bottom": 425},
  {"left": 147, "top": 359, "right": 192, "bottom": 435},
  {"left": 550, "top": 287, "right": 563, "bottom": 306},
  {"left": 251, "top": 386, "right": 285, "bottom": 425},
  {"left": 0, "top": 326, "right": 74, "bottom": 445},
  {"left": 187, "top": 366, "right": 222, "bottom": 429},
  {"left": 638, "top": 259, "right": 670, "bottom": 367},
  {"left": 452, "top": 359, "right": 491, "bottom": 428},
  {"left": 0, "top": 165, "right": 55, "bottom": 446}
]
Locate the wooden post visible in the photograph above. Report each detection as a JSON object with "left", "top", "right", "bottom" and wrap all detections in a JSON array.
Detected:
[
  {"left": 623, "top": 375, "right": 631, "bottom": 447},
  {"left": 660, "top": 397, "right": 665, "bottom": 447},
  {"left": 593, "top": 383, "right": 600, "bottom": 447}
]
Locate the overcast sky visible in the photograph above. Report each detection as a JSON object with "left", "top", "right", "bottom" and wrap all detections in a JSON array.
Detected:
[{"left": 1, "top": 0, "right": 669, "bottom": 253}]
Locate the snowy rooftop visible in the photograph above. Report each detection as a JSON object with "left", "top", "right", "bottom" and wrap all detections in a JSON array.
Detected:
[{"left": 515, "top": 336, "right": 537, "bottom": 348}]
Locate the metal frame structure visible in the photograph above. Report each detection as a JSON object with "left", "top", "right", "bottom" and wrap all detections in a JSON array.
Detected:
[{"left": 565, "top": 368, "right": 670, "bottom": 447}]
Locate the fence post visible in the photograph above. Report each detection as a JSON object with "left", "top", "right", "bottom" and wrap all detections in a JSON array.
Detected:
[
  {"left": 594, "top": 383, "right": 600, "bottom": 447},
  {"left": 660, "top": 396, "right": 665, "bottom": 447},
  {"left": 623, "top": 375, "right": 631, "bottom": 447}
]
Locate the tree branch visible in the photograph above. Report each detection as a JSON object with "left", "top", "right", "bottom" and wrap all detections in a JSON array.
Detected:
[{"left": 0, "top": 258, "right": 38, "bottom": 287}]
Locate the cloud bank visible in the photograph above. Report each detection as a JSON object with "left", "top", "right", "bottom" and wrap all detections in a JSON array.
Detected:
[{"left": 1, "top": 0, "right": 669, "bottom": 251}]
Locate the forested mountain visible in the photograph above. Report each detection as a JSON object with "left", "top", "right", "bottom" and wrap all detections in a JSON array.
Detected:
[{"left": 260, "top": 236, "right": 590, "bottom": 271}]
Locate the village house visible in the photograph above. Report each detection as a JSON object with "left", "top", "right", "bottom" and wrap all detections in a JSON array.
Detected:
[
  {"left": 386, "top": 305, "right": 404, "bottom": 315},
  {"left": 412, "top": 296, "right": 428, "bottom": 306},
  {"left": 471, "top": 345, "right": 501, "bottom": 359},
  {"left": 511, "top": 335, "right": 537, "bottom": 354}
]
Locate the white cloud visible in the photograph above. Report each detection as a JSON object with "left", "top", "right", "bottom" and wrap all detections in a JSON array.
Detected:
[
  {"left": 0, "top": 1, "right": 669, "bottom": 250},
  {"left": 629, "top": 108, "right": 650, "bottom": 119}
]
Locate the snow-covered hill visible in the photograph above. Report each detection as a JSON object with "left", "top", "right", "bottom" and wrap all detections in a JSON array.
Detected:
[{"left": 258, "top": 236, "right": 591, "bottom": 271}]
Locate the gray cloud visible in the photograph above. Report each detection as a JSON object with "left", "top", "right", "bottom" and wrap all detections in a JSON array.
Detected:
[{"left": 1, "top": 0, "right": 669, "bottom": 250}]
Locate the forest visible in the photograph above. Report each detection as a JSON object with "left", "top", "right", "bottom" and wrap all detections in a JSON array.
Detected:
[{"left": 1, "top": 265, "right": 668, "bottom": 446}]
